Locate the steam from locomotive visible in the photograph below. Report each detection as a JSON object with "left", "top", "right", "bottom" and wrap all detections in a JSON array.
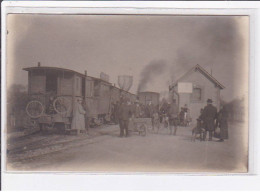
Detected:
[{"left": 137, "top": 60, "right": 167, "bottom": 93}]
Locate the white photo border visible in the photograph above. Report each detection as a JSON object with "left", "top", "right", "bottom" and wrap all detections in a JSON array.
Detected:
[{"left": 1, "top": 1, "right": 259, "bottom": 190}]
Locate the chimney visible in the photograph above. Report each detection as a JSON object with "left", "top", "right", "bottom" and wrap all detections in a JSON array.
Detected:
[
  {"left": 85, "top": 70, "right": 88, "bottom": 76},
  {"left": 38, "top": 62, "right": 41, "bottom": 67}
]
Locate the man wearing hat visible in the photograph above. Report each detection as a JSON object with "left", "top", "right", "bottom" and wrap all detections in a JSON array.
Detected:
[
  {"left": 118, "top": 97, "right": 133, "bottom": 137},
  {"left": 201, "top": 99, "right": 218, "bottom": 141},
  {"left": 168, "top": 99, "right": 179, "bottom": 135}
]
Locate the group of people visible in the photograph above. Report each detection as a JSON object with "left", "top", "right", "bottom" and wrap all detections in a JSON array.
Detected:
[
  {"left": 197, "top": 99, "right": 229, "bottom": 142},
  {"left": 112, "top": 97, "right": 180, "bottom": 137},
  {"left": 111, "top": 97, "right": 155, "bottom": 137},
  {"left": 67, "top": 96, "right": 229, "bottom": 142}
]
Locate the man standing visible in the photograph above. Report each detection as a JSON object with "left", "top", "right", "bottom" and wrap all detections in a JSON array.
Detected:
[
  {"left": 168, "top": 99, "right": 179, "bottom": 135},
  {"left": 118, "top": 98, "right": 132, "bottom": 137},
  {"left": 201, "top": 99, "right": 218, "bottom": 141}
]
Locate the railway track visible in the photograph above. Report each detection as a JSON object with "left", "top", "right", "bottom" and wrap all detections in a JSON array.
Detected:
[{"left": 7, "top": 125, "right": 118, "bottom": 165}]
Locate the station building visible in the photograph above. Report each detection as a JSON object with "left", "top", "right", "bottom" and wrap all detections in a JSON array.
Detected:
[{"left": 169, "top": 64, "right": 225, "bottom": 122}]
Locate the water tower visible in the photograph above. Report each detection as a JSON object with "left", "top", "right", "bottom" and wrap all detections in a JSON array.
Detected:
[{"left": 118, "top": 75, "right": 133, "bottom": 92}]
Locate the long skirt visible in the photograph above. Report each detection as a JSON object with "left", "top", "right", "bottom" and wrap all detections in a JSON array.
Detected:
[{"left": 219, "top": 120, "right": 228, "bottom": 139}]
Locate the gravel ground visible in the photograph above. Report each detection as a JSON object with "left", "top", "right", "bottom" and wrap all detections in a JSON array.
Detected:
[{"left": 6, "top": 121, "right": 248, "bottom": 173}]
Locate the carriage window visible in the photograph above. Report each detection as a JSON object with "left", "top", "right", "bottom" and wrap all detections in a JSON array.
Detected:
[
  {"left": 100, "top": 84, "right": 109, "bottom": 97},
  {"left": 85, "top": 80, "right": 94, "bottom": 97},
  {"left": 74, "top": 76, "right": 82, "bottom": 96},
  {"left": 59, "top": 72, "right": 73, "bottom": 95}
]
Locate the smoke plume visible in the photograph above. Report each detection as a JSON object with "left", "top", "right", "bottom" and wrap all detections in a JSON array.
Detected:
[{"left": 137, "top": 60, "right": 167, "bottom": 93}]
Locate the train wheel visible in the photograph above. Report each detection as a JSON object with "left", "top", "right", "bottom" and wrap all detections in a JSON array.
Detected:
[
  {"left": 26, "top": 100, "right": 44, "bottom": 118},
  {"left": 53, "top": 96, "right": 71, "bottom": 114}
]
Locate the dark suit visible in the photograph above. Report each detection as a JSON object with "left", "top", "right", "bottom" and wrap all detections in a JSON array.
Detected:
[
  {"left": 118, "top": 103, "right": 132, "bottom": 137},
  {"left": 168, "top": 103, "right": 179, "bottom": 135},
  {"left": 201, "top": 104, "right": 217, "bottom": 140}
]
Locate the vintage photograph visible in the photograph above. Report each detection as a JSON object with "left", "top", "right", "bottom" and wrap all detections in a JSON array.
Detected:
[{"left": 5, "top": 14, "right": 249, "bottom": 172}]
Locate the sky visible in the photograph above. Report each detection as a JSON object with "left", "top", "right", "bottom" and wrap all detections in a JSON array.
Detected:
[{"left": 7, "top": 14, "right": 249, "bottom": 102}]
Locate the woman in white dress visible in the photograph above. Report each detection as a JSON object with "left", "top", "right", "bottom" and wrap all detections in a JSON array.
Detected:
[{"left": 71, "top": 98, "right": 86, "bottom": 135}]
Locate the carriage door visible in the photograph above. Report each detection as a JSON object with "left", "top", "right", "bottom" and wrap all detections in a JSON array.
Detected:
[{"left": 46, "top": 71, "right": 58, "bottom": 95}]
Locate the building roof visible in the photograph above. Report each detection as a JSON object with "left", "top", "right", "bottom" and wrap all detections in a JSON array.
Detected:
[{"left": 170, "top": 64, "right": 225, "bottom": 89}]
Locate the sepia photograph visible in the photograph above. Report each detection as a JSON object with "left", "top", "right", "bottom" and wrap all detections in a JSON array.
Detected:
[{"left": 4, "top": 13, "right": 249, "bottom": 173}]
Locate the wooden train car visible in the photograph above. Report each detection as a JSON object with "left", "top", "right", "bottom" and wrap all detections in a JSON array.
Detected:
[{"left": 23, "top": 65, "right": 136, "bottom": 131}]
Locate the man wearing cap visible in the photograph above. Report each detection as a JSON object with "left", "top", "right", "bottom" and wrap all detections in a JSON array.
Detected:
[{"left": 201, "top": 99, "right": 218, "bottom": 141}]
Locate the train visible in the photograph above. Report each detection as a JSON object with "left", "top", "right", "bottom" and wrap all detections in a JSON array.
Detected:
[{"left": 24, "top": 65, "right": 136, "bottom": 131}]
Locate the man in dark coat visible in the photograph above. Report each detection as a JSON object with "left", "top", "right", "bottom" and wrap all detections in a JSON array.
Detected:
[
  {"left": 201, "top": 99, "right": 218, "bottom": 141},
  {"left": 168, "top": 99, "right": 179, "bottom": 135},
  {"left": 118, "top": 98, "right": 132, "bottom": 137}
]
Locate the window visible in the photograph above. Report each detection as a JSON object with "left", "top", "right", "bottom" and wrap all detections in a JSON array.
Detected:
[
  {"left": 94, "top": 81, "right": 100, "bottom": 97},
  {"left": 85, "top": 80, "right": 94, "bottom": 97},
  {"left": 191, "top": 87, "right": 202, "bottom": 102}
]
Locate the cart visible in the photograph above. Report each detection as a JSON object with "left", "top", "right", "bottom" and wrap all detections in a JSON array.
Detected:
[{"left": 130, "top": 118, "right": 151, "bottom": 136}]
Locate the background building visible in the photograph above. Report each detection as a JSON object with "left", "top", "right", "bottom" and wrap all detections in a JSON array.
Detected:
[{"left": 169, "top": 64, "right": 225, "bottom": 122}]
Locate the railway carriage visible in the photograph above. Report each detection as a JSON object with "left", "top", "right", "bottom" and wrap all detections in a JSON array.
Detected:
[{"left": 24, "top": 65, "right": 136, "bottom": 131}]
